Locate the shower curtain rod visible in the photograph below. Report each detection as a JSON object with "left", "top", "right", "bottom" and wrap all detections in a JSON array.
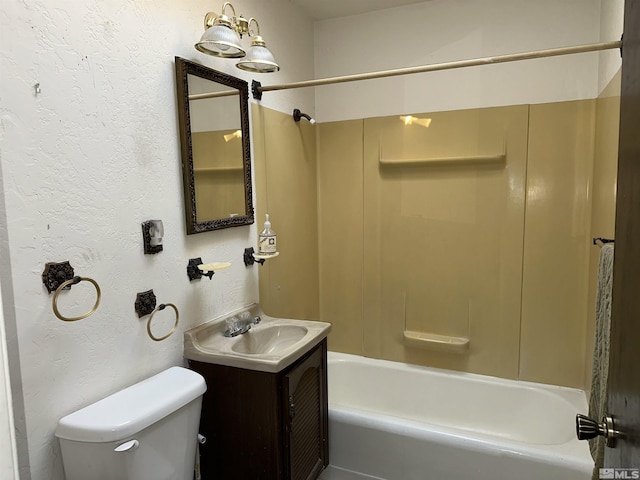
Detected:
[
  {"left": 189, "top": 90, "right": 239, "bottom": 100},
  {"left": 252, "top": 40, "right": 622, "bottom": 99}
]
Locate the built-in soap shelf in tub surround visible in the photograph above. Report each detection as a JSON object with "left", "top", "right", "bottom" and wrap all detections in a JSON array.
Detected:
[
  {"left": 378, "top": 141, "right": 506, "bottom": 168},
  {"left": 403, "top": 330, "right": 470, "bottom": 353},
  {"left": 379, "top": 153, "right": 506, "bottom": 167}
]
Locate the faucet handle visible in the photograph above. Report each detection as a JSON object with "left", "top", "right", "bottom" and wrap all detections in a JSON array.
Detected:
[
  {"left": 239, "top": 311, "right": 261, "bottom": 325},
  {"left": 224, "top": 316, "right": 240, "bottom": 337}
]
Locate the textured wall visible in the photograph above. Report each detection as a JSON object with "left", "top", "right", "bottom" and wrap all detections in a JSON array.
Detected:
[
  {"left": 598, "top": 0, "right": 625, "bottom": 94},
  {"left": 0, "top": 1, "right": 314, "bottom": 479},
  {"left": 314, "top": 0, "right": 602, "bottom": 122}
]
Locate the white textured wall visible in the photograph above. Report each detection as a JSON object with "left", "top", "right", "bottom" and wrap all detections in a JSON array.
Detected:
[
  {"left": 314, "top": 0, "right": 602, "bottom": 122},
  {"left": 0, "top": 1, "right": 314, "bottom": 479},
  {"left": 598, "top": 0, "right": 624, "bottom": 93}
]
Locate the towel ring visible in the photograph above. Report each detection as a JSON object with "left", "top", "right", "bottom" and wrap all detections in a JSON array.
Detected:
[
  {"left": 52, "top": 276, "right": 101, "bottom": 322},
  {"left": 147, "top": 303, "right": 179, "bottom": 342}
]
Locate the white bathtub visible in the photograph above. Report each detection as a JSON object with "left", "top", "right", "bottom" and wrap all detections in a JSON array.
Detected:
[{"left": 322, "top": 352, "right": 593, "bottom": 480}]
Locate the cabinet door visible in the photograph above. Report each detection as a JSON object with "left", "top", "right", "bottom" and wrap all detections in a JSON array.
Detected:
[{"left": 282, "top": 340, "right": 328, "bottom": 480}]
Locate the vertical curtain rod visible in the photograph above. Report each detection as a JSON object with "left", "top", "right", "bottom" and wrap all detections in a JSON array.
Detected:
[{"left": 255, "top": 40, "right": 622, "bottom": 96}]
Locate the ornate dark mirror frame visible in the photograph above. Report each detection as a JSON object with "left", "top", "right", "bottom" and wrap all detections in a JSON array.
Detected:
[{"left": 175, "top": 57, "right": 254, "bottom": 234}]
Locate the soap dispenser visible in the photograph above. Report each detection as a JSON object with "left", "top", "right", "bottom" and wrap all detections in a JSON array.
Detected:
[{"left": 258, "top": 214, "right": 277, "bottom": 255}]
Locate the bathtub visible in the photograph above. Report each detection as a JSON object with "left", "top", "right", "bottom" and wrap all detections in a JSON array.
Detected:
[{"left": 322, "top": 352, "right": 593, "bottom": 480}]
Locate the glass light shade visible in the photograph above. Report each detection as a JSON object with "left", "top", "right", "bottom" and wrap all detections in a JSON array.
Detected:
[
  {"left": 195, "top": 24, "right": 245, "bottom": 58},
  {"left": 236, "top": 39, "right": 279, "bottom": 73}
]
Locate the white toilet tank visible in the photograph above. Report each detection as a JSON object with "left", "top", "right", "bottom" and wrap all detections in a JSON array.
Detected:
[{"left": 55, "top": 366, "right": 206, "bottom": 480}]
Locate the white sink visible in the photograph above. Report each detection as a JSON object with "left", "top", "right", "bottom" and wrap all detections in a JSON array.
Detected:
[{"left": 183, "top": 305, "right": 331, "bottom": 373}]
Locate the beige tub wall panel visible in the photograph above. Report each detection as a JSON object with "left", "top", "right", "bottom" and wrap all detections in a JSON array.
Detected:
[
  {"left": 519, "top": 100, "right": 596, "bottom": 388},
  {"left": 251, "top": 105, "right": 320, "bottom": 320},
  {"left": 317, "top": 120, "right": 365, "bottom": 355},
  {"left": 363, "top": 106, "right": 529, "bottom": 379},
  {"left": 584, "top": 69, "right": 621, "bottom": 391}
]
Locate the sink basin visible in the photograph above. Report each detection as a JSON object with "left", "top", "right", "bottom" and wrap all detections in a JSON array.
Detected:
[
  {"left": 231, "top": 325, "right": 308, "bottom": 354},
  {"left": 183, "top": 305, "right": 331, "bottom": 373}
]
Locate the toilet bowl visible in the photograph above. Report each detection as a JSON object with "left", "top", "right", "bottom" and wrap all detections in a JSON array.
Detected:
[{"left": 55, "top": 366, "right": 206, "bottom": 480}]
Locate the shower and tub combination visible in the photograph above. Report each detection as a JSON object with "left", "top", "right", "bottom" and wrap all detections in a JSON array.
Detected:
[
  {"left": 321, "top": 352, "right": 593, "bottom": 480},
  {"left": 242, "top": 30, "right": 616, "bottom": 480}
]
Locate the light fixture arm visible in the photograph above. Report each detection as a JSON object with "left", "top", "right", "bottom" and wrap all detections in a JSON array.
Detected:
[
  {"left": 248, "top": 18, "right": 261, "bottom": 37},
  {"left": 221, "top": 2, "right": 236, "bottom": 18},
  {"left": 203, "top": 2, "right": 241, "bottom": 31}
]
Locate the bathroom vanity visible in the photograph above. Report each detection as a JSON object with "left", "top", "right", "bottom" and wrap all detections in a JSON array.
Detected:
[{"left": 184, "top": 308, "right": 331, "bottom": 480}]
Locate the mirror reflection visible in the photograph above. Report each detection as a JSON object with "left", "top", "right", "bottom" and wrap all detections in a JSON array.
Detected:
[{"left": 175, "top": 57, "right": 254, "bottom": 233}]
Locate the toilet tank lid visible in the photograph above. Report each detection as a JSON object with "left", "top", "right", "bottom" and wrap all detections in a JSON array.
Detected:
[{"left": 55, "top": 366, "right": 206, "bottom": 443}]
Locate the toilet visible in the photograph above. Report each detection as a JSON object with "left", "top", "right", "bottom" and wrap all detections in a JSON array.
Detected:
[{"left": 55, "top": 366, "right": 206, "bottom": 480}]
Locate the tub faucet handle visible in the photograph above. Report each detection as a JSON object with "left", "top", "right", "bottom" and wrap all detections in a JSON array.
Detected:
[{"left": 576, "top": 413, "right": 620, "bottom": 448}]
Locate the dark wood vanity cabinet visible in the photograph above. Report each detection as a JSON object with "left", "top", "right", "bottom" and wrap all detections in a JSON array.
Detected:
[{"left": 188, "top": 338, "right": 328, "bottom": 480}]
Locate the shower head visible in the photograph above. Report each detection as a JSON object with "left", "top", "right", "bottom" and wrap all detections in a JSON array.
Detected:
[{"left": 293, "top": 108, "right": 316, "bottom": 124}]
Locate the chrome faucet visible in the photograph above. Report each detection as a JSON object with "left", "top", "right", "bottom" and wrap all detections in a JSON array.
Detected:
[{"left": 223, "top": 314, "right": 261, "bottom": 337}]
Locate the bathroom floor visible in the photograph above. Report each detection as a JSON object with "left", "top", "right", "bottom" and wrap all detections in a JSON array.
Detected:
[{"left": 319, "top": 466, "right": 385, "bottom": 480}]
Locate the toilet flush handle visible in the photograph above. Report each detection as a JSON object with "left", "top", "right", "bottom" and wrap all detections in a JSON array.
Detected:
[{"left": 114, "top": 439, "right": 139, "bottom": 453}]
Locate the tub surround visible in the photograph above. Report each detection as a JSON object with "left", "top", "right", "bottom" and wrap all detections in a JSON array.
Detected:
[
  {"left": 289, "top": 99, "right": 598, "bottom": 388},
  {"left": 252, "top": 105, "right": 320, "bottom": 320},
  {"left": 254, "top": 96, "right": 617, "bottom": 389}
]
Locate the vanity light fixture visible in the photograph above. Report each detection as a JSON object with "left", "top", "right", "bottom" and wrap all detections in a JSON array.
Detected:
[
  {"left": 235, "top": 18, "right": 280, "bottom": 73},
  {"left": 195, "top": 2, "right": 279, "bottom": 73}
]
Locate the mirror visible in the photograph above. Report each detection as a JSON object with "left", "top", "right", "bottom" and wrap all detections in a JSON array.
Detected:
[{"left": 175, "top": 57, "right": 254, "bottom": 233}]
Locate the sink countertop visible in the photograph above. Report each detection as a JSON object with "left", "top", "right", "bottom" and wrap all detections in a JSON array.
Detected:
[{"left": 183, "top": 305, "right": 331, "bottom": 373}]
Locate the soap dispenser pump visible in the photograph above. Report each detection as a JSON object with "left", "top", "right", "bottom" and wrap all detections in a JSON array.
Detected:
[{"left": 258, "top": 214, "right": 277, "bottom": 255}]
